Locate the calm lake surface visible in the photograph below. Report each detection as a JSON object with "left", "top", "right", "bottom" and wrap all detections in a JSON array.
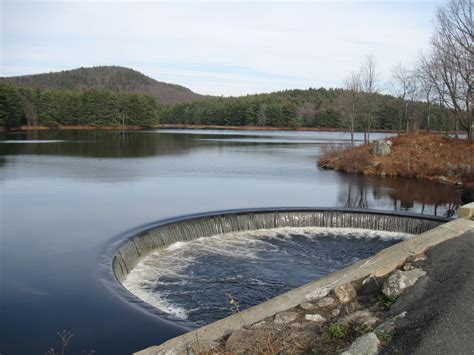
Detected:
[{"left": 0, "top": 129, "right": 461, "bottom": 354}]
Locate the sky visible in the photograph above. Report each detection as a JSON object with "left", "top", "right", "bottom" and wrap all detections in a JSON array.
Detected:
[{"left": 1, "top": 0, "right": 444, "bottom": 96}]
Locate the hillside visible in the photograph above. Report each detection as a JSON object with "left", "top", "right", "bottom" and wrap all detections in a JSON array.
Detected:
[{"left": 0, "top": 66, "right": 204, "bottom": 104}]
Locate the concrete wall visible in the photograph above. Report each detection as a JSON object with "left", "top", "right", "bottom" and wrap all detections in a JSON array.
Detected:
[
  {"left": 112, "top": 208, "right": 449, "bottom": 284},
  {"left": 135, "top": 216, "right": 474, "bottom": 355}
]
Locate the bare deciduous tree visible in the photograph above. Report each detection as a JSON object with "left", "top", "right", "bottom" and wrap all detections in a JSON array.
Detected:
[
  {"left": 360, "top": 54, "right": 379, "bottom": 143},
  {"left": 297, "top": 101, "right": 317, "bottom": 127},
  {"left": 337, "top": 71, "right": 362, "bottom": 146},
  {"left": 391, "top": 63, "right": 411, "bottom": 134},
  {"left": 419, "top": 0, "right": 473, "bottom": 139},
  {"left": 415, "top": 67, "right": 436, "bottom": 132}
]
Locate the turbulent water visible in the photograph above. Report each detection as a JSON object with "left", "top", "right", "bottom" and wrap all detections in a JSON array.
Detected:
[
  {"left": 124, "top": 227, "right": 411, "bottom": 326},
  {"left": 2, "top": 129, "right": 458, "bottom": 354}
]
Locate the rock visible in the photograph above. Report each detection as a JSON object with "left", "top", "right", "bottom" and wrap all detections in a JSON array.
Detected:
[
  {"left": 157, "top": 349, "right": 185, "bottom": 355},
  {"left": 338, "top": 310, "right": 379, "bottom": 327},
  {"left": 360, "top": 316, "right": 380, "bottom": 327},
  {"left": 305, "top": 287, "right": 329, "bottom": 301},
  {"left": 331, "top": 308, "right": 341, "bottom": 318},
  {"left": 358, "top": 275, "right": 380, "bottom": 296},
  {"left": 411, "top": 254, "right": 427, "bottom": 263},
  {"left": 274, "top": 311, "right": 298, "bottom": 324},
  {"left": 372, "top": 140, "right": 391, "bottom": 156},
  {"left": 317, "top": 297, "right": 335, "bottom": 308},
  {"left": 374, "top": 311, "right": 407, "bottom": 336},
  {"left": 382, "top": 268, "right": 427, "bottom": 297},
  {"left": 341, "top": 332, "right": 380, "bottom": 355},
  {"left": 300, "top": 302, "right": 318, "bottom": 311},
  {"left": 334, "top": 283, "right": 357, "bottom": 303},
  {"left": 458, "top": 163, "right": 471, "bottom": 173},
  {"left": 225, "top": 329, "right": 265, "bottom": 353},
  {"left": 251, "top": 320, "right": 267, "bottom": 328},
  {"left": 305, "top": 314, "right": 327, "bottom": 323},
  {"left": 341, "top": 302, "right": 359, "bottom": 314},
  {"left": 402, "top": 263, "right": 414, "bottom": 271},
  {"left": 438, "top": 175, "right": 448, "bottom": 183}
]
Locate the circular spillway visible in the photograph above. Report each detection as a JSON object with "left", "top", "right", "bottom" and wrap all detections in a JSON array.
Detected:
[{"left": 110, "top": 208, "right": 449, "bottom": 326}]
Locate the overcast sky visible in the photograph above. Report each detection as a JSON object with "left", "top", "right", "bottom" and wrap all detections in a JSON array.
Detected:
[{"left": 1, "top": 0, "right": 444, "bottom": 96}]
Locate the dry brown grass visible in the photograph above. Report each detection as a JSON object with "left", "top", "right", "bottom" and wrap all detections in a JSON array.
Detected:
[{"left": 318, "top": 133, "right": 474, "bottom": 185}]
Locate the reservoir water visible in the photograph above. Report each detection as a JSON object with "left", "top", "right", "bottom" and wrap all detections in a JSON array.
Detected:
[{"left": 0, "top": 129, "right": 461, "bottom": 354}]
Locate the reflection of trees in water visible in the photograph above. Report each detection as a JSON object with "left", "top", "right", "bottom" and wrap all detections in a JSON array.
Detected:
[
  {"left": 339, "top": 181, "right": 369, "bottom": 209},
  {"left": 338, "top": 174, "right": 461, "bottom": 217},
  {"left": 0, "top": 130, "right": 195, "bottom": 158}
]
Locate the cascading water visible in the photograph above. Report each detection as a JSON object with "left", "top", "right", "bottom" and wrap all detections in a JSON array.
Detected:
[
  {"left": 111, "top": 208, "right": 449, "bottom": 326},
  {"left": 123, "top": 227, "right": 411, "bottom": 325}
]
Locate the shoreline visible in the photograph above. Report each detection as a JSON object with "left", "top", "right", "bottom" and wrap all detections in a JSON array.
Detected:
[
  {"left": 317, "top": 133, "right": 474, "bottom": 187},
  {"left": 4, "top": 124, "right": 404, "bottom": 133},
  {"left": 3, "top": 124, "right": 463, "bottom": 135}
]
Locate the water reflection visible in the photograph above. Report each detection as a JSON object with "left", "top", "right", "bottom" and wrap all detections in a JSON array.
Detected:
[
  {"left": 0, "top": 128, "right": 462, "bottom": 353},
  {"left": 0, "top": 130, "right": 193, "bottom": 158},
  {"left": 337, "top": 174, "right": 461, "bottom": 217},
  {"left": 0, "top": 129, "right": 462, "bottom": 217}
]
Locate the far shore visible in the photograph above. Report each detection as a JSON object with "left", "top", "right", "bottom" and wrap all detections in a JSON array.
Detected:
[{"left": 1, "top": 124, "right": 448, "bottom": 134}]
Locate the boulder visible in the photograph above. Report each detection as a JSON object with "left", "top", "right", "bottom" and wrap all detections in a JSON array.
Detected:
[
  {"left": 274, "top": 311, "right": 298, "bottom": 324},
  {"left": 358, "top": 275, "right": 380, "bottom": 296},
  {"left": 157, "top": 349, "right": 185, "bottom": 355},
  {"left": 251, "top": 320, "right": 267, "bottom": 328},
  {"left": 334, "top": 283, "right": 357, "bottom": 303},
  {"left": 338, "top": 310, "right": 379, "bottom": 327},
  {"left": 317, "top": 297, "right": 335, "bottom": 308},
  {"left": 305, "top": 314, "right": 327, "bottom": 323},
  {"left": 341, "top": 302, "right": 359, "bottom": 314},
  {"left": 374, "top": 311, "right": 407, "bottom": 336},
  {"left": 300, "top": 302, "right": 317, "bottom": 311},
  {"left": 438, "top": 175, "right": 448, "bottom": 183},
  {"left": 382, "top": 268, "right": 427, "bottom": 297},
  {"left": 305, "top": 287, "right": 330, "bottom": 301},
  {"left": 341, "top": 332, "right": 380, "bottom": 355},
  {"left": 331, "top": 308, "right": 341, "bottom": 318},
  {"left": 372, "top": 140, "right": 391, "bottom": 156}
]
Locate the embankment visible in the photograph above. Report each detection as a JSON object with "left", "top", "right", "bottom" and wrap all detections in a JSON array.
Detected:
[{"left": 318, "top": 133, "right": 474, "bottom": 186}]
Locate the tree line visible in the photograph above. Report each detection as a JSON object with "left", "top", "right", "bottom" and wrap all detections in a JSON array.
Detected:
[
  {"left": 160, "top": 88, "right": 453, "bottom": 134},
  {"left": 391, "top": 0, "right": 472, "bottom": 140},
  {"left": 0, "top": 80, "right": 454, "bottom": 133},
  {"left": 0, "top": 83, "right": 160, "bottom": 129},
  {"left": 1, "top": 0, "right": 469, "bottom": 137}
]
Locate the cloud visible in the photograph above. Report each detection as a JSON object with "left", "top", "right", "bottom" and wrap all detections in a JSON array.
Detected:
[{"left": 1, "top": 1, "right": 442, "bottom": 96}]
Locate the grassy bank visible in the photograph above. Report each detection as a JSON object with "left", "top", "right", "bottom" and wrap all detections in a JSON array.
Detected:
[{"left": 318, "top": 133, "right": 474, "bottom": 187}]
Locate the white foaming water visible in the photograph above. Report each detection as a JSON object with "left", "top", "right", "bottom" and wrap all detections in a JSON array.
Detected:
[{"left": 123, "top": 227, "right": 411, "bottom": 321}]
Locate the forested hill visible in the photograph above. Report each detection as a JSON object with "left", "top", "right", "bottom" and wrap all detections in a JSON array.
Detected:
[
  {"left": 1, "top": 66, "right": 204, "bottom": 104},
  {"left": 0, "top": 66, "right": 454, "bottom": 132}
]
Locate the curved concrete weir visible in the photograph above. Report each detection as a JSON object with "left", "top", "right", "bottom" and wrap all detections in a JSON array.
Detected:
[{"left": 112, "top": 208, "right": 449, "bottom": 286}]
